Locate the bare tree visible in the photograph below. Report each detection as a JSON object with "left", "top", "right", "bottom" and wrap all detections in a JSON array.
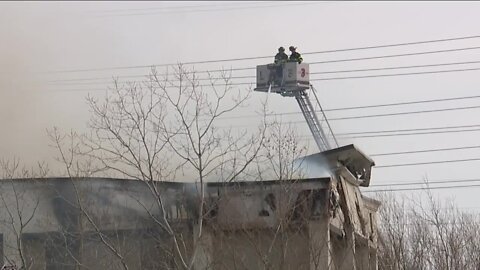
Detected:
[
  {"left": 48, "top": 64, "right": 269, "bottom": 269},
  {"left": 0, "top": 159, "right": 49, "bottom": 270},
  {"left": 376, "top": 186, "right": 480, "bottom": 270},
  {"left": 198, "top": 122, "right": 323, "bottom": 270}
]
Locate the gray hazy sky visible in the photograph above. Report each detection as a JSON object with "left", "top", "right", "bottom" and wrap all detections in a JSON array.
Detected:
[{"left": 1, "top": 1, "right": 480, "bottom": 211}]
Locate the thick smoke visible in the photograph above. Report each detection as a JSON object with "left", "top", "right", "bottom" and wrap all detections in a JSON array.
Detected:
[{"left": 294, "top": 152, "right": 333, "bottom": 179}]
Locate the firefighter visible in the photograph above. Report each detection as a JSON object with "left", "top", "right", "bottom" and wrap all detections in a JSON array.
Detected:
[
  {"left": 274, "top": 47, "right": 288, "bottom": 64},
  {"left": 270, "top": 47, "right": 288, "bottom": 86},
  {"left": 288, "top": 46, "right": 303, "bottom": 64}
]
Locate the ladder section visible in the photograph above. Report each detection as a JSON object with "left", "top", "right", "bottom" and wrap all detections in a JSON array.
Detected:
[
  {"left": 294, "top": 86, "right": 338, "bottom": 152},
  {"left": 310, "top": 84, "right": 339, "bottom": 149},
  {"left": 294, "top": 89, "right": 331, "bottom": 151}
]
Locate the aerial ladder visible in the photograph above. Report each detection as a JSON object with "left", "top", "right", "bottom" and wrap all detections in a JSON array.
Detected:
[{"left": 254, "top": 62, "right": 339, "bottom": 152}]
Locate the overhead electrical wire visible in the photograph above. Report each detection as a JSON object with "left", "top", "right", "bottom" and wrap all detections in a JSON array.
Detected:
[
  {"left": 97, "top": 2, "right": 324, "bottom": 17},
  {"left": 267, "top": 127, "right": 480, "bottom": 142},
  {"left": 55, "top": 66, "right": 480, "bottom": 88},
  {"left": 48, "top": 59, "right": 480, "bottom": 85},
  {"left": 219, "top": 125, "right": 480, "bottom": 142},
  {"left": 215, "top": 94, "right": 480, "bottom": 120},
  {"left": 309, "top": 46, "right": 480, "bottom": 65},
  {"left": 299, "top": 127, "right": 480, "bottom": 140},
  {"left": 312, "top": 60, "right": 480, "bottom": 75},
  {"left": 337, "top": 128, "right": 480, "bottom": 139},
  {"left": 46, "top": 90, "right": 480, "bottom": 118},
  {"left": 369, "top": 145, "right": 480, "bottom": 157},
  {"left": 214, "top": 105, "right": 480, "bottom": 129},
  {"left": 262, "top": 124, "right": 480, "bottom": 138},
  {"left": 94, "top": 2, "right": 272, "bottom": 13},
  {"left": 326, "top": 104, "right": 480, "bottom": 121},
  {"left": 48, "top": 65, "right": 480, "bottom": 91},
  {"left": 41, "top": 91, "right": 480, "bottom": 126},
  {"left": 375, "top": 158, "right": 480, "bottom": 169},
  {"left": 336, "top": 123, "right": 480, "bottom": 136},
  {"left": 45, "top": 35, "right": 480, "bottom": 73},
  {"left": 296, "top": 128, "right": 480, "bottom": 140},
  {"left": 364, "top": 184, "right": 480, "bottom": 192},
  {"left": 371, "top": 178, "right": 480, "bottom": 187},
  {"left": 314, "top": 66, "right": 480, "bottom": 81}
]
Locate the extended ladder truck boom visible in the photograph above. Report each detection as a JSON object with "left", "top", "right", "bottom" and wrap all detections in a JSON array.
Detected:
[
  {"left": 254, "top": 62, "right": 338, "bottom": 152},
  {"left": 254, "top": 61, "right": 375, "bottom": 188}
]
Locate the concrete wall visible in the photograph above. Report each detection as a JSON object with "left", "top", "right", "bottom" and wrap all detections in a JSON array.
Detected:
[
  {"left": 0, "top": 178, "right": 186, "bottom": 269},
  {"left": 0, "top": 177, "right": 378, "bottom": 270}
]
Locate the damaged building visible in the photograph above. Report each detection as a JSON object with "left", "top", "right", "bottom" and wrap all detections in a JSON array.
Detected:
[{"left": 0, "top": 144, "right": 379, "bottom": 270}]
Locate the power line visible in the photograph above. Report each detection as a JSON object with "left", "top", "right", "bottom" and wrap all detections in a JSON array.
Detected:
[
  {"left": 327, "top": 104, "right": 480, "bottom": 121},
  {"left": 45, "top": 36, "right": 480, "bottom": 73},
  {"left": 337, "top": 128, "right": 480, "bottom": 139},
  {"left": 217, "top": 126, "right": 480, "bottom": 147},
  {"left": 49, "top": 65, "right": 480, "bottom": 91},
  {"left": 46, "top": 85, "right": 480, "bottom": 135},
  {"left": 371, "top": 178, "right": 480, "bottom": 187},
  {"left": 364, "top": 184, "right": 480, "bottom": 192},
  {"left": 215, "top": 94, "right": 480, "bottom": 120},
  {"left": 369, "top": 145, "right": 480, "bottom": 157},
  {"left": 94, "top": 2, "right": 257, "bottom": 13},
  {"left": 221, "top": 105, "right": 480, "bottom": 127},
  {"left": 298, "top": 124, "right": 480, "bottom": 137},
  {"left": 303, "top": 35, "right": 480, "bottom": 56},
  {"left": 375, "top": 158, "right": 480, "bottom": 169},
  {"left": 223, "top": 123, "right": 480, "bottom": 141},
  {"left": 313, "top": 66, "right": 480, "bottom": 81},
  {"left": 50, "top": 75, "right": 148, "bottom": 83},
  {"left": 43, "top": 91, "right": 480, "bottom": 132},
  {"left": 311, "top": 60, "right": 480, "bottom": 75},
  {"left": 97, "top": 2, "right": 323, "bottom": 17},
  {"left": 48, "top": 64, "right": 480, "bottom": 88},
  {"left": 50, "top": 74, "right": 255, "bottom": 86},
  {"left": 309, "top": 46, "right": 480, "bottom": 66},
  {"left": 48, "top": 59, "right": 480, "bottom": 85},
  {"left": 296, "top": 128, "right": 480, "bottom": 141},
  {"left": 337, "top": 124, "right": 480, "bottom": 136},
  {"left": 43, "top": 88, "right": 480, "bottom": 125},
  {"left": 306, "top": 125, "right": 480, "bottom": 140}
]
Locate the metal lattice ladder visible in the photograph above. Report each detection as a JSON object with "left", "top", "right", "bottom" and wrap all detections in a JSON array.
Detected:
[{"left": 293, "top": 85, "right": 338, "bottom": 152}]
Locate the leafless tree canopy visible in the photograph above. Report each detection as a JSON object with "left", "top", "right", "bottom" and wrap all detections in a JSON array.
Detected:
[
  {"left": 45, "top": 65, "right": 277, "bottom": 270},
  {"left": 2, "top": 65, "right": 479, "bottom": 270},
  {"left": 376, "top": 190, "right": 480, "bottom": 270}
]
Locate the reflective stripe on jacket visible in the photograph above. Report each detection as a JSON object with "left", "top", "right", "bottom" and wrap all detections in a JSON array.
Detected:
[{"left": 289, "top": 52, "right": 303, "bottom": 63}]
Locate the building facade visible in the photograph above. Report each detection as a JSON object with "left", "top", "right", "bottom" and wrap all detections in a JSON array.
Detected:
[{"left": 0, "top": 145, "right": 379, "bottom": 270}]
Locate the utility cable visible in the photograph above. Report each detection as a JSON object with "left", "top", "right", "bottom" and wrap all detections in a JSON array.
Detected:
[
  {"left": 98, "top": 2, "right": 324, "bottom": 17},
  {"left": 296, "top": 125, "right": 480, "bottom": 139},
  {"left": 296, "top": 128, "right": 480, "bottom": 141},
  {"left": 49, "top": 59, "right": 480, "bottom": 85},
  {"left": 46, "top": 38, "right": 480, "bottom": 73},
  {"left": 94, "top": 2, "right": 268, "bottom": 13},
  {"left": 314, "top": 66, "right": 480, "bottom": 81},
  {"left": 337, "top": 123, "right": 480, "bottom": 136},
  {"left": 309, "top": 46, "right": 480, "bottom": 65},
  {"left": 327, "top": 104, "right": 480, "bottom": 121},
  {"left": 214, "top": 94, "right": 480, "bottom": 120},
  {"left": 371, "top": 178, "right": 480, "bottom": 187},
  {"left": 375, "top": 158, "right": 480, "bottom": 168},
  {"left": 369, "top": 145, "right": 480, "bottom": 157},
  {"left": 337, "top": 128, "right": 480, "bottom": 139},
  {"left": 312, "top": 60, "right": 480, "bottom": 75},
  {"left": 364, "top": 184, "right": 480, "bottom": 192},
  {"left": 217, "top": 105, "right": 480, "bottom": 128},
  {"left": 49, "top": 65, "right": 480, "bottom": 90}
]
